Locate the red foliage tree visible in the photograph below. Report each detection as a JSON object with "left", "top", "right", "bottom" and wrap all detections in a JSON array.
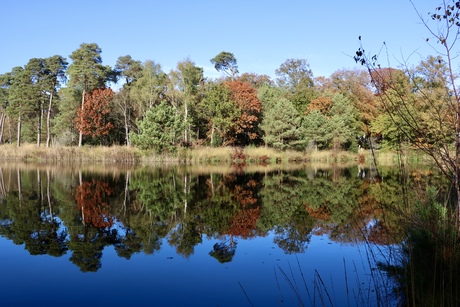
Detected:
[
  {"left": 75, "top": 88, "right": 114, "bottom": 138},
  {"left": 224, "top": 80, "right": 262, "bottom": 146},
  {"left": 75, "top": 180, "right": 114, "bottom": 228}
]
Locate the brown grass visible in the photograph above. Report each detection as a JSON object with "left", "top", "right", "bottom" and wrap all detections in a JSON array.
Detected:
[
  {"left": 0, "top": 143, "right": 428, "bottom": 166},
  {"left": 0, "top": 143, "right": 142, "bottom": 163}
]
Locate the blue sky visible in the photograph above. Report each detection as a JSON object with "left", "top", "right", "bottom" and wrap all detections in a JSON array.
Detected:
[{"left": 0, "top": 0, "right": 441, "bottom": 81}]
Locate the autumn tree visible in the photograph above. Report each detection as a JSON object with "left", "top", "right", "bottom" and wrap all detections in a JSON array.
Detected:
[
  {"left": 323, "top": 69, "right": 378, "bottom": 141},
  {"left": 308, "top": 96, "right": 333, "bottom": 114},
  {"left": 225, "top": 80, "right": 262, "bottom": 146},
  {"left": 75, "top": 88, "right": 114, "bottom": 144},
  {"left": 354, "top": 1, "right": 460, "bottom": 220},
  {"left": 210, "top": 51, "right": 238, "bottom": 80}
]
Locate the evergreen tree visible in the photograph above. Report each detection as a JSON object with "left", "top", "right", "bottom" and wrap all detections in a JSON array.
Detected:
[
  {"left": 130, "top": 101, "right": 181, "bottom": 152},
  {"left": 260, "top": 97, "right": 305, "bottom": 150}
]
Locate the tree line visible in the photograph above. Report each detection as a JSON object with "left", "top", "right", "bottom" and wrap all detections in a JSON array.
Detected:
[{"left": 0, "top": 43, "right": 451, "bottom": 153}]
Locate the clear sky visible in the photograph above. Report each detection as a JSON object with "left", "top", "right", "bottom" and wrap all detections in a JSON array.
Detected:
[{"left": 0, "top": 0, "right": 442, "bottom": 81}]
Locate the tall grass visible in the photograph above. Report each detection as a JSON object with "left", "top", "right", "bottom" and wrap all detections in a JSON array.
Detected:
[
  {"left": 0, "top": 143, "right": 142, "bottom": 163},
  {"left": 378, "top": 186, "right": 460, "bottom": 306},
  {"left": 0, "top": 143, "right": 431, "bottom": 166}
]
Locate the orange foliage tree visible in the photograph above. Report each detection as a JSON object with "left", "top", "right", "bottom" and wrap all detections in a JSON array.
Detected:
[
  {"left": 225, "top": 81, "right": 262, "bottom": 146},
  {"left": 75, "top": 88, "right": 114, "bottom": 139},
  {"left": 75, "top": 180, "right": 114, "bottom": 228},
  {"left": 307, "top": 96, "right": 333, "bottom": 115}
]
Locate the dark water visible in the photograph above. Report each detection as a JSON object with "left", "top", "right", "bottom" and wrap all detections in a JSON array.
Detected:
[{"left": 0, "top": 163, "right": 419, "bottom": 306}]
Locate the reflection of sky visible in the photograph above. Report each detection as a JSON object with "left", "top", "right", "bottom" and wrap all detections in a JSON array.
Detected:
[{"left": 0, "top": 230, "right": 394, "bottom": 306}]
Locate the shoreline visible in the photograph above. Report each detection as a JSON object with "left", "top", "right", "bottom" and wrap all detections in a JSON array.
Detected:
[{"left": 0, "top": 143, "right": 430, "bottom": 166}]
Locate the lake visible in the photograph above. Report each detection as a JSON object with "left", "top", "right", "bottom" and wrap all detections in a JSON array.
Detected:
[{"left": 0, "top": 162, "right": 424, "bottom": 306}]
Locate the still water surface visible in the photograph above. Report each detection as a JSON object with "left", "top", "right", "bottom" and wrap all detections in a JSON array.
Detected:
[{"left": 0, "top": 163, "right": 407, "bottom": 306}]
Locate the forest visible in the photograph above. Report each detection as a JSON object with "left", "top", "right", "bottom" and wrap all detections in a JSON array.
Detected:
[{"left": 0, "top": 44, "right": 452, "bottom": 154}]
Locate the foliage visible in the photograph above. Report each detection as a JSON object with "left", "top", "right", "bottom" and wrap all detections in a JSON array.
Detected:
[
  {"left": 224, "top": 80, "right": 262, "bottom": 146},
  {"left": 76, "top": 180, "right": 114, "bottom": 228},
  {"left": 130, "top": 100, "right": 181, "bottom": 152},
  {"left": 210, "top": 51, "right": 238, "bottom": 80},
  {"left": 237, "top": 72, "right": 273, "bottom": 88},
  {"left": 67, "top": 43, "right": 114, "bottom": 146},
  {"left": 198, "top": 81, "right": 239, "bottom": 146},
  {"left": 260, "top": 97, "right": 305, "bottom": 150},
  {"left": 75, "top": 88, "right": 114, "bottom": 143},
  {"left": 130, "top": 60, "right": 168, "bottom": 119},
  {"left": 168, "top": 58, "right": 204, "bottom": 145}
]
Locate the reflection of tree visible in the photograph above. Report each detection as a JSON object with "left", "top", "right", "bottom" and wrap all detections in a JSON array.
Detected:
[
  {"left": 273, "top": 206, "right": 314, "bottom": 254},
  {"left": 76, "top": 180, "right": 114, "bottom": 228},
  {"left": 209, "top": 238, "right": 237, "bottom": 263},
  {"left": 68, "top": 230, "right": 105, "bottom": 272},
  {"left": 113, "top": 228, "right": 143, "bottom": 260},
  {"left": 258, "top": 171, "right": 314, "bottom": 253},
  {"left": 0, "top": 165, "right": 441, "bottom": 273},
  {"left": 0, "top": 169, "right": 68, "bottom": 257},
  {"left": 204, "top": 173, "right": 264, "bottom": 262},
  {"left": 129, "top": 169, "right": 198, "bottom": 257},
  {"left": 226, "top": 174, "right": 263, "bottom": 238},
  {"left": 227, "top": 207, "right": 260, "bottom": 238}
]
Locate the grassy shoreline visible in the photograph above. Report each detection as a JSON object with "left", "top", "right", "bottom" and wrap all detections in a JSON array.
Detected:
[{"left": 0, "top": 143, "right": 431, "bottom": 166}]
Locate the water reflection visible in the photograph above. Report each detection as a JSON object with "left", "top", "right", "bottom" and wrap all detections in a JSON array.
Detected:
[
  {"left": 0, "top": 162, "right": 445, "bottom": 305},
  {"left": 0, "top": 164, "right": 404, "bottom": 270}
]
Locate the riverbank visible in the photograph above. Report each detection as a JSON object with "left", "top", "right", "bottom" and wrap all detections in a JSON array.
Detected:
[{"left": 0, "top": 143, "right": 431, "bottom": 166}]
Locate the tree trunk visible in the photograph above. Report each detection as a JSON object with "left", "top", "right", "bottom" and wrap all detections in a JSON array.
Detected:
[
  {"left": 46, "top": 92, "right": 54, "bottom": 148},
  {"left": 184, "top": 100, "right": 188, "bottom": 144},
  {"left": 211, "top": 124, "right": 215, "bottom": 147},
  {"left": 47, "top": 168, "right": 53, "bottom": 220},
  {"left": 0, "top": 168, "right": 5, "bottom": 196},
  {"left": 37, "top": 169, "right": 42, "bottom": 209},
  {"left": 17, "top": 168, "right": 22, "bottom": 202},
  {"left": 124, "top": 105, "right": 130, "bottom": 146},
  {"left": 122, "top": 170, "right": 130, "bottom": 215},
  {"left": 78, "top": 90, "right": 86, "bottom": 147},
  {"left": 17, "top": 115, "right": 21, "bottom": 147},
  {"left": 79, "top": 171, "right": 85, "bottom": 225},
  {"left": 456, "top": 124, "right": 460, "bottom": 227},
  {"left": 0, "top": 112, "right": 5, "bottom": 144},
  {"left": 7, "top": 115, "right": 12, "bottom": 144},
  {"left": 37, "top": 103, "right": 42, "bottom": 147}
]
